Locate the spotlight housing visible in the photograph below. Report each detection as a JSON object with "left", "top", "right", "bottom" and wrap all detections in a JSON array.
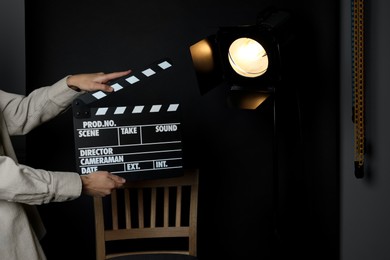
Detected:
[{"left": 190, "top": 7, "right": 291, "bottom": 109}]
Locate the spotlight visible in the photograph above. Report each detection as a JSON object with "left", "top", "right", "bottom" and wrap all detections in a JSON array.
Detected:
[
  {"left": 189, "top": 7, "right": 294, "bottom": 252},
  {"left": 190, "top": 7, "right": 291, "bottom": 109}
]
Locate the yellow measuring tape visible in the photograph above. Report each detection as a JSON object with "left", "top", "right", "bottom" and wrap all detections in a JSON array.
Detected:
[{"left": 352, "top": 0, "right": 365, "bottom": 178}]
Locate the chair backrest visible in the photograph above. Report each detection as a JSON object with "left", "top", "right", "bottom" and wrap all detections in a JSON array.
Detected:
[{"left": 93, "top": 169, "right": 199, "bottom": 260}]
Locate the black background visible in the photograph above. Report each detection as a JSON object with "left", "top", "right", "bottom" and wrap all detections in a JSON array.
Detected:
[{"left": 24, "top": 0, "right": 339, "bottom": 259}]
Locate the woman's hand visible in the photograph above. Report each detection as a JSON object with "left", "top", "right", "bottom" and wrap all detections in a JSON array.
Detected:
[
  {"left": 66, "top": 70, "right": 131, "bottom": 92},
  {"left": 80, "top": 171, "right": 126, "bottom": 197}
]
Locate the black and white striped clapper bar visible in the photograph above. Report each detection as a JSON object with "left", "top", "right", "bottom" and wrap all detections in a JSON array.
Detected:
[{"left": 72, "top": 58, "right": 183, "bottom": 180}]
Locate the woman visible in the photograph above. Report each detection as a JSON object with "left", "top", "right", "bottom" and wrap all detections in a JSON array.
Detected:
[{"left": 0, "top": 70, "right": 130, "bottom": 260}]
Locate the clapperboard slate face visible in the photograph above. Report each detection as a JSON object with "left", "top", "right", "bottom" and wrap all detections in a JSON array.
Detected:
[{"left": 72, "top": 58, "right": 183, "bottom": 180}]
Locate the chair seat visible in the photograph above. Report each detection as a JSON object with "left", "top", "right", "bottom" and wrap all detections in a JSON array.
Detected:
[{"left": 109, "top": 253, "right": 198, "bottom": 260}]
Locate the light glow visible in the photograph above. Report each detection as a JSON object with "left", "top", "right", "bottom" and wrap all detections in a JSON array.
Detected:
[{"left": 228, "top": 37, "right": 269, "bottom": 78}]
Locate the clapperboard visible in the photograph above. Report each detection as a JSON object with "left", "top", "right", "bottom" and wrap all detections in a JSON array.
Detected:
[{"left": 72, "top": 58, "right": 183, "bottom": 180}]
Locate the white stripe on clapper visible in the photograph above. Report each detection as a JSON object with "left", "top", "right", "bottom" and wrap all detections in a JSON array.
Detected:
[
  {"left": 158, "top": 61, "right": 172, "bottom": 69},
  {"left": 142, "top": 68, "right": 156, "bottom": 77},
  {"left": 111, "top": 83, "right": 123, "bottom": 91},
  {"left": 96, "top": 107, "right": 108, "bottom": 115},
  {"left": 150, "top": 105, "right": 162, "bottom": 113},
  {"left": 132, "top": 106, "right": 144, "bottom": 113},
  {"left": 92, "top": 91, "right": 107, "bottom": 99},
  {"left": 167, "top": 104, "right": 179, "bottom": 112},
  {"left": 125, "top": 76, "right": 140, "bottom": 84},
  {"left": 114, "top": 106, "right": 126, "bottom": 114}
]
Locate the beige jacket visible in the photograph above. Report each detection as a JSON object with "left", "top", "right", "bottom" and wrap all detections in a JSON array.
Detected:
[{"left": 0, "top": 77, "right": 84, "bottom": 260}]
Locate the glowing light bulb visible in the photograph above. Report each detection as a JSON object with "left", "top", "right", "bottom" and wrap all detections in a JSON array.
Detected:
[{"left": 228, "top": 37, "right": 269, "bottom": 78}]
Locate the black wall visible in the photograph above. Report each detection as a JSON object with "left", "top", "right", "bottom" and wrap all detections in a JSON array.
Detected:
[
  {"left": 341, "top": 0, "right": 390, "bottom": 259},
  {"left": 24, "top": 1, "right": 339, "bottom": 260},
  {"left": 0, "top": 0, "right": 26, "bottom": 162}
]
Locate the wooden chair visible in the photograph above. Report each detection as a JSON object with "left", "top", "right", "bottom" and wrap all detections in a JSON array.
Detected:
[{"left": 93, "top": 169, "right": 199, "bottom": 260}]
